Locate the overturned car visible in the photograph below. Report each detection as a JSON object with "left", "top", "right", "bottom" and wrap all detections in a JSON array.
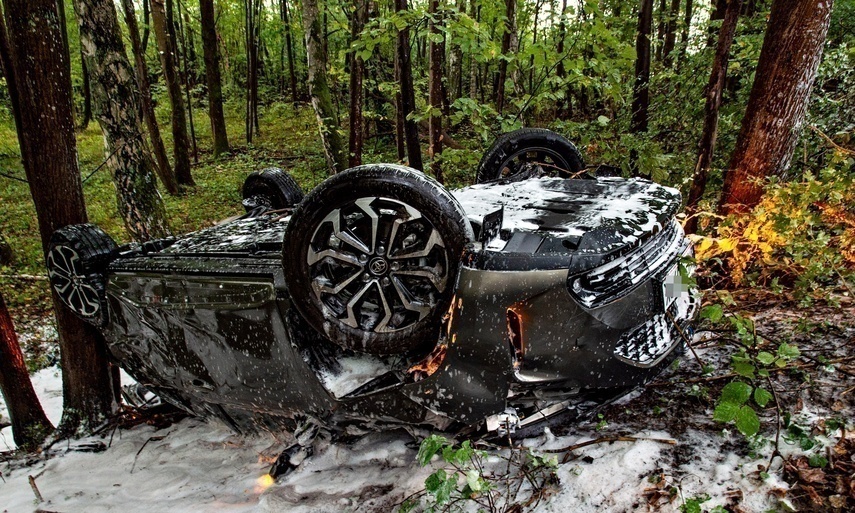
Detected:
[{"left": 47, "top": 129, "right": 697, "bottom": 437}]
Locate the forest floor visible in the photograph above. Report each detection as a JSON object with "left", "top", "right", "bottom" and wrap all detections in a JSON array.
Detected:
[{"left": 1, "top": 292, "right": 852, "bottom": 513}]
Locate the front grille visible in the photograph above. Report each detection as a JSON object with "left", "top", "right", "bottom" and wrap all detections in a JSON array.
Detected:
[
  {"left": 613, "top": 293, "right": 698, "bottom": 367},
  {"left": 568, "top": 221, "right": 685, "bottom": 309}
]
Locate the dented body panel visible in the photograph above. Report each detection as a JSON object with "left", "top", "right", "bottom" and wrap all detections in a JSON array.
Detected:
[{"left": 96, "top": 176, "right": 697, "bottom": 433}]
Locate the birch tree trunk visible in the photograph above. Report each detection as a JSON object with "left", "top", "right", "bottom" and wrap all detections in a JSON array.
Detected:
[
  {"left": 199, "top": 0, "right": 230, "bottom": 156},
  {"left": 684, "top": 0, "right": 742, "bottom": 233},
  {"left": 719, "top": 0, "right": 834, "bottom": 215},
  {"left": 120, "top": 0, "right": 179, "bottom": 195},
  {"left": 151, "top": 0, "right": 195, "bottom": 186},
  {"left": 73, "top": 0, "right": 171, "bottom": 242},
  {"left": 2, "top": 0, "right": 115, "bottom": 435},
  {"left": 0, "top": 292, "right": 54, "bottom": 450}
]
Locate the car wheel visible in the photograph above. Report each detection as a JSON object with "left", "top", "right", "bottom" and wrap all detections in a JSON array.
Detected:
[
  {"left": 242, "top": 167, "right": 304, "bottom": 212},
  {"left": 47, "top": 224, "right": 117, "bottom": 327},
  {"left": 476, "top": 128, "right": 585, "bottom": 183},
  {"left": 283, "top": 164, "right": 474, "bottom": 355}
]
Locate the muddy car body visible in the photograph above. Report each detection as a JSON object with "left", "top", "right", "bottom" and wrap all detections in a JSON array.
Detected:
[{"left": 47, "top": 131, "right": 697, "bottom": 435}]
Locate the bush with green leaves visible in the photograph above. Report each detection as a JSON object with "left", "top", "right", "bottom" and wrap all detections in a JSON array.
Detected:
[{"left": 401, "top": 435, "right": 559, "bottom": 513}]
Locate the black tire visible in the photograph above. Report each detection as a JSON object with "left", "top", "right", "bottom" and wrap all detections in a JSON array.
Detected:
[
  {"left": 476, "top": 128, "right": 585, "bottom": 183},
  {"left": 283, "top": 164, "right": 474, "bottom": 355},
  {"left": 47, "top": 224, "right": 118, "bottom": 327},
  {"left": 242, "top": 167, "right": 304, "bottom": 212}
]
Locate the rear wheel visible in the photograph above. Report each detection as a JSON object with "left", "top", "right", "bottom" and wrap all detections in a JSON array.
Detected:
[
  {"left": 47, "top": 224, "right": 117, "bottom": 327},
  {"left": 242, "top": 167, "right": 304, "bottom": 212},
  {"left": 476, "top": 128, "right": 585, "bottom": 183},
  {"left": 283, "top": 164, "right": 473, "bottom": 354}
]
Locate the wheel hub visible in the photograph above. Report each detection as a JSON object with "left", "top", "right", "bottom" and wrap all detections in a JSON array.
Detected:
[{"left": 368, "top": 257, "right": 388, "bottom": 276}]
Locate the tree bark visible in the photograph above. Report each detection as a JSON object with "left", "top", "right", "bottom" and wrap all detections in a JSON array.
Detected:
[
  {"left": 121, "top": 0, "right": 179, "bottom": 195},
  {"left": 141, "top": 0, "right": 151, "bottom": 52},
  {"left": 73, "top": 0, "right": 171, "bottom": 242},
  {"left": 280, "top": 0, "right": 299, "bottom": 104},
  {"left": 151, "top": 0, "right": 195, "bottom": 186},
  {"left": 631, "top": 0, "right": 653, "bottom": 135},
  {"left": 393, "top": 0, "right": 423, "bottom": 171},
  {"left": 678, "top": 0, "right": 693, "bottom": 65},
  {"left": 176, "top": 4, "right": 198, "bottom": 162},
  {"left": 495, "top": 0, "right": 515, "bottom": 114},
  {"left": 348, "top": 0, "right": 367, "bottom": 168},
  {"left": 198, "top": 0, "right": 230, "bottom": 156},
  {"left": 0, "top": 292, "right": 54, "bottom": 450},
  {"left": 663, "top": 0, "right": 681, "bottom": 66},
  {"left": 468, "top": 1, "right": 479, "bottom": 101},
  {"left": 244, "top": 0, "right": 261, "bottom": 143},
  {"left": 2, "top": 0, "right": 115, "bottom": 435},
  {"left": 303, "top": 0, "right": 347, "bottom": 174},
  {"left": 719, "top": 0, "right": 834, "bottom": 215},
  {"left": 428, "top": 0, "right": 443, "bottom": 182},
  {"left": 79, "top": 51, "right": 92, "bottom": 130},
  {"left": 684, "top": 0, "right": 741, "bottom": 234}
]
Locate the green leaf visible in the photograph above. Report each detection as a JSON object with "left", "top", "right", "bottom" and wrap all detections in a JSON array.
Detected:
[
  {"left": 700, "top": 304, "right": 724, "bottom": 323},
  {"left": 808, "top": 454, "right": 828, "bottom": 468},
  {"left": 735, "top": 405, "right": 761, "bottom": 436},
  {"left": 418, "top": 435, "right": 448, "bottom": 466},
  {"left": 756, "top": 352, "right": 775, "bottom": 365},
  {"left": 753, "top": 387, "right": 773, "bottom": 407},
  {"left": 733, "top": 360, "right": 756, "bottom": 379},
  {"left": 713, "top": 402, "right": 739, "bottom": 423},
  {"left": 465, "top": 469, "right": 482, "bottom": 493},
  {"left": 777, "top": 343, "right": 801, "bottom": 360},
  {"left": 721, "top": 381, "right": 753, "bottom": 405},
  {"left": 425, "top": 468, "right": 446, "bottom": 493}
]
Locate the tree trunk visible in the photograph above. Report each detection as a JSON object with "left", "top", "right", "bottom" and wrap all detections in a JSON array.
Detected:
[
  {"left": 428, "top": 0, "right": 443, "bottom": 182},
  {"left": 141, "top": 0, "right": 151, "bottom": 52},
  {"left": 393, "top": 48, "right": 406, "bottom": 161},
  {"left": 244, "top": 0, "right": 261, "bottom": 143},
  {"left": 394, "top": 0, "right": 422, "bottom": 171},
  {"left": 151, "top": 0, "right": 195, "bottom": 186},
  {"left": 303, "top": 0, "right": 347, "bottom": 174},
  {"left": 656, "top": 0, "right": 666, "bottom": 61},
  {"left": 176, "top": 4, "right": 198, "bottom": 162},
  {"left": 2, "top": 0, "right": 115, "bottom": 435},
  {"left": 198, "top": 0, "right": 230, "bottom": 157},
  {"left": 495, "top": 0, "right": 515, "bottom": 114},
  {"left": 79, "top": 51, "right": 92, "bottom": 130},
  {"left": 678, "top": 0, "right": 693, "bottom": 65},
  {"left": 73, "top": 0, "right": 171, "bottom": 242},
  {"left": 631, "top": 0, "right": 653, "bottom": 134},
  {"left": 348, "top": 0, "right": 367, "bottom": 168},
  {"left": 280, "top": 0, "right": 299, "bottom": 104},
  {"left": 121, "top": 0, "right": 179, "bottom": 195},
  {"left": 556, "top": 0, "right": 569, "bottom": 117},
  {"left": 719, "top": 0, "right": 834, "bottom": 215},
  {"left": 468, "top": 1, "right": 479, "bottom": 101},
  {"left": 662, "top": 0, "right": 681, "bottom": 66},
  {"left": 0, "top": 292, "right": 54, "bottom": 450},
  {"left": 447, "top": 0, "right": 464, "bottom": 103},
  {"left": 684, "top": 0, "right": 742, "bottom": 234}
]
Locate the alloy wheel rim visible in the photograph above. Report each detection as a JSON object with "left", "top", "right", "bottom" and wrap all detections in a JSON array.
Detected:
[
  {"left": 47, "top": 246, "right": 101, "bottom": 317},
  {"left": 306, "top": 196, "right": 450, "bottom": 334}
]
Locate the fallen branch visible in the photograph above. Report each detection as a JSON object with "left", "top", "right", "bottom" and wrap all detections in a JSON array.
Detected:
[
  {"left": 543, "top": 435, "right": 677, "bottom": 459},
  {"left": 29, "top": 474, "right": 44, "bottom": 503}
]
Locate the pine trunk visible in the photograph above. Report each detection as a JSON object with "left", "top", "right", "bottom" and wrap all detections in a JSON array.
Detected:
[
  {"left": 348, "top": 0, "right": 367, "bottom": 168},
  {"left": 303, "top": 0, "right": 347, "bottom": 174},
  {"left": 719, "top": 0, "right": 833, "bottom": 215},
  {"left": 394, "top": 0, "right": 422, "bottom": 170},
  {"left": 0, "top": 292, "right": 54, "bottom": 449},
  {"left": 198, "top": 0, "right": 230, "bottom": 156},
  {"left": 121, "top": 0, "right": 179, "bottom": 195},
  {"left": 3, "top": 0, "right": 115, "bottom": 435},
  {"left": 151, "top": 0, "right": 195, "bottom": 186},
  {"left": 684, "top": 0, "right": 742, "bottom": 234}
]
